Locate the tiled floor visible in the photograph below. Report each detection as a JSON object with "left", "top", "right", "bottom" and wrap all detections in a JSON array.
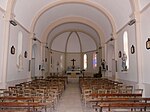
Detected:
[{"left": 54, "top": 81, "right": 94, "bottom": 112}]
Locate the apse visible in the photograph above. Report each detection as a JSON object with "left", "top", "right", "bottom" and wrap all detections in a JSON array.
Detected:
[{"left": 51, "top": 31, "right": 97, "bottom": 53}]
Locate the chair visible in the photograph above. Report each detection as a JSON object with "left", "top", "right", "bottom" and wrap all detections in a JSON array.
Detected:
[{"left": 82, "top": 89, "right": 92, "bottom": 107}]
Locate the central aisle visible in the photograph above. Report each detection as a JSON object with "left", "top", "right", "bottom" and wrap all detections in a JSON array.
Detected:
[
  {"left": 54, "top": 80, "right": 94, "bottom": 112},
  {"left": 55, "top": 82, "right": 83, "bottom": 112}
]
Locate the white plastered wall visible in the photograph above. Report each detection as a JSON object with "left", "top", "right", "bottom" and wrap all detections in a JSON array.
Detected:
[
  {"left": 7, "top": 23, "right": 30, "bottom": 85},
  {"left": 141, "top": 5, "right": 150, "bottom": 96},
  {"left": 49, "top": 51, "right": 65, "bottom": 75},
  {"left": 116, "top": 24, "right": 138, "bottom": 82},
  {"left": 141, "top": 5, "right": 150, "bottom": 84},
  {"left": 85, "top": 51, "right": 98, "bottom": 76},
  {"left": 66, "top": 53, "right": 81, "bottom": 70}
]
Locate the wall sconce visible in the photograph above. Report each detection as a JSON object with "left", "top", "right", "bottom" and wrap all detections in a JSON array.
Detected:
[
  {"left": 10, "top": 20, "right": 17, "bottom": 26},
  {"left": 11, "top": 46, "right": 15, "bottom": 55},
  {"left": 146, "top": 38, "right": 150, "bottom": 49}
]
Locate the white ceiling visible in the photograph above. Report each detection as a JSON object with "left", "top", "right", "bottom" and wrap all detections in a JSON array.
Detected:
[
  {"left": 34, "top": 3, "right": 111, "bottom": 40},
  {"left": 47, "top": 23, "right": 100, "bottom": 47},
  {"left": 92, "top": 0, "right": 132, "bottom": 30},
  {"left": 1, "top": 0, "right": 149, "bottom": 53},
  {"left": 0, "top": 0, "right": 8, "bottom": 10},
  {"left": 51, "top": 31, "right": 97, "bottom": 53},
  {"left": 139, "top": 0, "right": 150, "bottom": 10}
]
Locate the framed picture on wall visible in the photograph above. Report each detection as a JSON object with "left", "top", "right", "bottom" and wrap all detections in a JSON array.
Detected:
[
  {"left": 118, "top": 51, "right": 122, "bottom": 58},
  {"left": 24, "top": 51, "right": 27, "bottom": 58},
  {"left": 11, "top": 46, "right": 15, "bottom": 55},
  {"left": 131, "top": 45, "right": 135, "bottom": 54}
]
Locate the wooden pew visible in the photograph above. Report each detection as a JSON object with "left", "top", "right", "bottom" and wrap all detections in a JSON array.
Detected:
[
  {"left": 88, "top": 97, "right": 150, "bottom": 106},
  {"left": 0, "top": 96, "right": 34, "bottom": 102},
  {"left": 0, "top": 110, "right": 34, "bottom": 112},
  {"left": 0, "top": 102, "right": 48, "bottom": 112},
  {"left": 93, "top": 102, "right": 150, "bottom": 112},
  {"left": 90, "top": 93, "right": 142, "bottom": 98}
]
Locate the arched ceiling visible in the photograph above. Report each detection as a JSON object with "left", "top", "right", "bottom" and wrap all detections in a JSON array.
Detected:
[
  {"left": 34, "top": 3, "right": 111, "bottom": 40},
  {"left": 139, "top": 0, "right": 150, "bottom": 10},
  {"left": 47, "top": 22, "right": 100, "bottom": 48},
  {"left": 1, "top": 0, "right": 149, "bottom": 52},
  {"left": 51, "top": 31, "right": 97, "bottom": 53}
]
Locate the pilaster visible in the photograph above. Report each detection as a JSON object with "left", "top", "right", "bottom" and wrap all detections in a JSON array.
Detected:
[{"left": 1, "top": 12, "right": 12, "bottom": 88}]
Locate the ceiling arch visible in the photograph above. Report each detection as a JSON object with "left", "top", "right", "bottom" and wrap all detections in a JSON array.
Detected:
[
  {"left": 50, "top": 30, "right": 98, "bottom": 51},
  {"left": 30, "top": 0, "right": 116, "bottom": 34},
  {"left": 1, "top": 0, "right": 140, "bottom": 52},
  {"left": 47, "top": 22, "right": 100, "bottom": 49},
  {"left": 42, "top": 16, "right": 105, "bottom": 46},
  {"left": 51, "top": 31, "right": 97, "bottom": 53}
]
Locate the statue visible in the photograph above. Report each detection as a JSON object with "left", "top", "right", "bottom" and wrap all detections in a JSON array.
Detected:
[
  {"left": 101, "top": 59, "right": 106, "bottom": 70},
  {"left": 122, "top": 53, "right": 127, "bottom": 71}
]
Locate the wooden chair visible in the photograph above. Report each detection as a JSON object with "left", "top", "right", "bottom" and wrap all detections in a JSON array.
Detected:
[{"left": 82, "top": 89, "right": 92, "bottom": 107}]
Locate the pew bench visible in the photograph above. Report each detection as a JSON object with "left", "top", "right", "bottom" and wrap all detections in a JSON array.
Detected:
[
  {"left": 0, "top": 102, "right": 48, "bottom": 112},
  {"left": 0, "top": 110, "right": 37, "bottom": 112},
  {"left": 0, "top": 96, "right": 34, "bottom": 102},
  {"left": 88, "top": 97, "right": 150, "bottom": 105},
  {"left": 93, "top": 102, "right": 150, "bottom": 112},
  {"left": 89, "top": 93, "right": 142, "bottom": 98}
]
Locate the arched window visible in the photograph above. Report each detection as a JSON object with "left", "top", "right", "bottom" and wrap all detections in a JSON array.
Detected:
[
  {"left": 17, "top": 31, "right": 23, "bottom": 71},
  {"left": 60, "top": 55, "right": 63, "bottom": 69},
  {"left": 122, "top": 31, "right": 129, "bottom": 70},
  {"left": 83, "top": 54, "right": 87, "bottom": 70},
  {"left": 93, "top": 52, "right": 97, "bottom": 68}
]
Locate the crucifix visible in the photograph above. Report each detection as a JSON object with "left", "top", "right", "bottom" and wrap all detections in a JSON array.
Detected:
[{"left": 71, "top": 59, "right": 76, "bottom": 69}]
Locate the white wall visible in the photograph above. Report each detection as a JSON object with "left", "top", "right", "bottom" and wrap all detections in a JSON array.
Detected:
[
  {"left": 141, "top": 6, "right": 150, "bottom": 84},
  {"left": 49, "top": 50, "right": 100, "bottom": 76},
  {"left": 66, "top": 53, "right": 81, "bottom": 69},
  {"left": 7, "top": 23, "right": 30, "bottom": 82},
  {"left": 86, "top": 51, "right": 98, "bottom": 75},
  {"left": 50, "top": 51, "right": 65, "bottom": 74},
  {"left": 0, "top": 10, "right": 4, "bottom": 85},
  {"left": 116, "top": 24, "right": 138, "bottom": 82}
]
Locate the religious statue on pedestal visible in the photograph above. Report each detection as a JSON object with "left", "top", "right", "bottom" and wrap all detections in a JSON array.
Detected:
[
  {"left": 122, "top": 53, "right": 127, "bottom": 71},
  {"left": 101, "top": 59, "right": 106, "bottom": 70}
]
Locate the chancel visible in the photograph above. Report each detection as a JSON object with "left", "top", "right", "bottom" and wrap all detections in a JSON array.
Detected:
[
  {"left": 66, "top": 58, "right": 81, "bottom": 75},
  {"left": 0, "top": 1, "right": 150, "bottom": 112}
]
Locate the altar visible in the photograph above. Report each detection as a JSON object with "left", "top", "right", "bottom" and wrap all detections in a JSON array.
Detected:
[
  {"left": 66, "top": 72, "right": 82, "bottom": 83},
  {"left": 65, "top": 59, "right": 82, "bottom": 82},
  {"left": 66, "top": 69, "right": 81, "bottom": 75}
]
